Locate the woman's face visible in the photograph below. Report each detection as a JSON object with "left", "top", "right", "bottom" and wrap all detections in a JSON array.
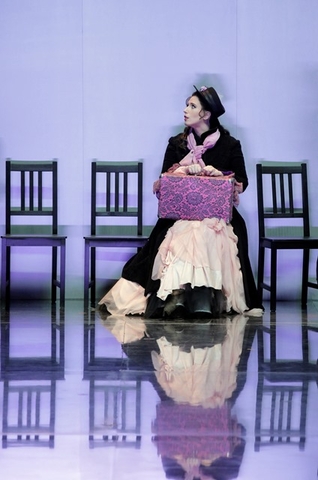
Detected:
[{"left": 184, "top": 95, "right": 208, "bottom": 129}]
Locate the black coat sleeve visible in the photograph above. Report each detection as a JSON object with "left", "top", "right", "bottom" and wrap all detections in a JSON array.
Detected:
[{"left": 227, "top": 139, "right": 249, "bottom": 192}]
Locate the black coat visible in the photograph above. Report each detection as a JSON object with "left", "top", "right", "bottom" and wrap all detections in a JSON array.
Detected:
[{"left": 122, "top": 129, "right": 261, "bottom": 309}]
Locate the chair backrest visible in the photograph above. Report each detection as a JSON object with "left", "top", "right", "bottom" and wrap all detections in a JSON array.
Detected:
[
  {"left": 255, "top": 380, "right": 308, "bottom": 451},
  {"left": 256, "top": 162, "right": 310, "bottom": 238},
  {"left": 5, "top": 159, "right": 58, "bottom": 235},
  {"left": 91, "top": 161, "right": 143, "bottom": 236},
  {"left": 2, "top": 380, "right": 56, "bottom": 448}
]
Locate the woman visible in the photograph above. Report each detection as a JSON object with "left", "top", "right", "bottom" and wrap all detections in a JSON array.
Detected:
[{"left": 99, "top": 85, "right": 262, "bottom": 318}]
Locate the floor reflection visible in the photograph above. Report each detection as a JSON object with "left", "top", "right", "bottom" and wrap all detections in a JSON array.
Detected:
[
  {"left": 1, "top": 304, "right": 64, "bottom": 449},
  {"left": 0, "top": 300, "right": 317, "bottom": 479}
]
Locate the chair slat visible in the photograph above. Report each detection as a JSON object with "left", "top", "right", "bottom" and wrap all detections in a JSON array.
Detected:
[
  {"left": 115, "top": 171, "right": 120, "bottom": 211},
  {"left": 21, "top": 171, "right": 26, "bottom": 211},
  {"left": 288, "top": 173, "right": 294, "bottom": 214},
  {"left": 279, "top": 173, "right": 285, "bottom": 213},
  {"left": 271, "top": 174, "right": 277, "bottom": 213},
  {"left": 38, "top": 171, "right": 43, "bottom": 210},
  {"left": 29, "top": 171, "right": 34, "bottom": 211},
  {"left": 124, "top": 172, "right": 128, "bottom": 212},
  {"left": 106, "top": 172, "right": 111, "bottom": 212}
]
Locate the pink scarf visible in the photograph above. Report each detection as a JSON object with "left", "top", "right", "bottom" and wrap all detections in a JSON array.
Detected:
[{"left": 187, "top": 129, "right": 220, "bottom": 164}]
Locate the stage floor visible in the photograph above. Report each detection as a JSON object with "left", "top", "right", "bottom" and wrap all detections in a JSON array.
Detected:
[{"left": 0, "top": 299, "right": 317, "bottom": 480}]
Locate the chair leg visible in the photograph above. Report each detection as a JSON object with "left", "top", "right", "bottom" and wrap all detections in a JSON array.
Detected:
[
  {"left": 1, "top": 242, "right": 10, "bottom": 307},
  {"left": 60, "top": 242, "right": 66, "bottom": 306},
  {"left": 1, "top": 240, "right": 7, "bottom": 302},
  {"left": 301, "top": 249, "right": 310, "bottom": 309},
  {"left": 257, "top": 245, "right": 265, "bottom": 303},
  {"left": 91, "top": 247, "right": 96, "bottom": 307},
  {"left": 299, "top": 380, "right": 309, "bottom": 451},
  {"left": 84, "top": 243, "right": 89, "bottom": 308},
  {"left": 270, "top": 248, "right": 277, "bottom": 313},
  {"left": 254, "top": 370, "right": 264, "bottom": 452},
  {"left": 84, "top": 242, "right": 94, "bottom": 309},
  {"left": 52, "top": 246, "right": 57, "bottom": 303},
  {"left": 269, "top": 312, "right": 277, "bottom": 363}
]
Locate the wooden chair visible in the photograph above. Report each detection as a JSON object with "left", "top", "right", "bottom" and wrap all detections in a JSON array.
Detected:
[
  {"left": 256, "top": 161, "right": 318, "bottom": 312},
  {"left": 1, "top": 160, "right": 66, "bottom": 305},
  {"left": 84, "top": 161, "right": 148, "bottom": 306}
]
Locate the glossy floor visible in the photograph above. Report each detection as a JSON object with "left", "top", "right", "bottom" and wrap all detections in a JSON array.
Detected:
[{"left": 0, "top": 299, "right": 317, "bottom": 480}]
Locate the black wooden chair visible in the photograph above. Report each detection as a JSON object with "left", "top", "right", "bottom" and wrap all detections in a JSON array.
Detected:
[
  {"left": 1, "top": 160, "right": 66, "bottom": 305},
  {"left": 84, "top": 161, "right": 148, "bottom": 306},
  {"left": 256, "top": 161, "right": 318, "bottom": 312}
]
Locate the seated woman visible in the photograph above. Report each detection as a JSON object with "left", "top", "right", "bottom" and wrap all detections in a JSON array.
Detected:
[{"left": 99, "top": 85, "right": 263, "bottom": 319}]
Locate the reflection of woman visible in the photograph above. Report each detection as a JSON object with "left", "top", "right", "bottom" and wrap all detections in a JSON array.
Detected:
[
  {"left": 154, "top": 405, "right": 246, "bottom": 480},
  {"left": 151, "top": 314, "right": 248, "bottom": 480},
  {"left": 101, "top": 313, "right": 253, "bottom": 480},
  {"left": 151, "top": 314, "right": 248, "bottom": 407},
  {"left": 99, "top": 85, "right": 263, "bottom": 319}
]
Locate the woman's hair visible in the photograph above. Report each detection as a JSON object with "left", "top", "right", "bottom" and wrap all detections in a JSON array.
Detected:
[{"left": 182, "top": 91, "right": 230, "bottom": 140}]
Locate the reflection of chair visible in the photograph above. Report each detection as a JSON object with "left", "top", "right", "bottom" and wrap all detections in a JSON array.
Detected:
[
  {"left": 1, "top": 305, "right": 65, "bottom": 373},
  {"left": 0, "top": 305, "right": 65, "bottom": 449},
  {"left": 83, "top": 308, "right": 128, "bottom": 372},
  {"left": 84, "top": 317, "right": 143, "bottom": 449},
  {"left": 1, "top": 160, "right": 67, "bottom": 305},
  {"left": 256, "top": 162, "right": 318, "bottom": 312},
  {"left": 84, "top": 161, "right": 149, "bottom": 306},
  {"left": 2, "top": 380, "right": 57, "bottom": 448},
  {"left": 83, "top": 311, "right": 156, "bottom": 449},
  {"left": 254, "top": 374, "right": 308, "bottom": 452},
  {"left": 88, "top": 377, "right": 142, "bottom": 449},
  {"left": 254, "top": 320, "right": 317, "bottom": 452}
]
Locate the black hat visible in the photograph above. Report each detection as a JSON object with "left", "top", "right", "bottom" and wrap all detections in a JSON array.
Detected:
[{"left": 193, "top": 85, "right": 225, "bottom": 118}]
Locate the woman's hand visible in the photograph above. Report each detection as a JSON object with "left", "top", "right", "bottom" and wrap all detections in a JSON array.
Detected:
[
  {"left": 153, "top": 179, "right": 160, "bottom": 194},
  {"left": 234, "top": 180, "right": 243, "bottom": 193},
  {"left": 233, "top": 180, "right": 243, "bottom": 207},
  {"left": 188, "top": 164, "right": 202, "bottom": 175},
  {"left": 203, "top": 165, "right": 223, "bottom": 176}
]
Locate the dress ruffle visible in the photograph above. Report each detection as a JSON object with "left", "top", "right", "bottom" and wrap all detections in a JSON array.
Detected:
[
  {"left": 98, "top": 277, "right": 148, "bottom": 315},
  {"left": 152, "top": 218, "right": 247, "bottom": 313}
]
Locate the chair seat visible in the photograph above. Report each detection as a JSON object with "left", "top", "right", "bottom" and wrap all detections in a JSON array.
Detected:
[
  {"left": 260, "top": 236, "right": 318, "bottom": 249},
  {"left": 2, "top": 235, "right": 66, "bottom": 247},
  {"left": 84, "top": 235, "right": 148, "bottom": 248},
  {"left": 2, "top": 234, "right": 66, "bottom": 239}
]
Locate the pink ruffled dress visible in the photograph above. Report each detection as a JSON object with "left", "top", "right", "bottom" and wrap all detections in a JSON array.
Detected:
[
  {"left": 152, "top": 218, "right": 247, "bottom": 314},
  {"left": 99, "top": 217, "right": 248, "bottom": 315}
]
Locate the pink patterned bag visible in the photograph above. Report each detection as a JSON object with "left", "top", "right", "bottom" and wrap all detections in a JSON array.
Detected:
[{"left": 158, "top": 173, "right": 234, "bottom": 223}]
